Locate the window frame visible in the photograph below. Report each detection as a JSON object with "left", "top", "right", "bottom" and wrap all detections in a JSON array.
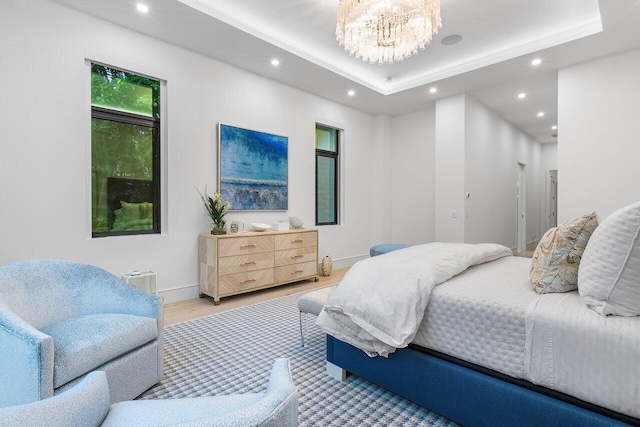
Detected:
[
  {"left": 90, "top": 64, "right": 161, "bottom": 238},
  {"left": 315, "top": 124, "right": 340, "bottom": 226}
]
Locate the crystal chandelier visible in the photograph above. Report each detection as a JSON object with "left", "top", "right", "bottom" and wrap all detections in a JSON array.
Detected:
[{"left": 336, "top": 0, "right": 442, "bottom": 64}]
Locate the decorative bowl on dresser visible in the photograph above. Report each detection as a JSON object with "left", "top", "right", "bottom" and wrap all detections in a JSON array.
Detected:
[{"left": 199, "top": 228, "right": 319, "bottom": 304}]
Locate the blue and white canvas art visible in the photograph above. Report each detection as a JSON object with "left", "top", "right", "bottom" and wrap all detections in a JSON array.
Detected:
[{"left": 218, "top": 124, "right": 288, "bottom": 210}]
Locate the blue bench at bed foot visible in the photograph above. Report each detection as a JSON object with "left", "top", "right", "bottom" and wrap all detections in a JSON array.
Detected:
[{"left": 370, "top": 244, "right": 409, "bottom": 257}]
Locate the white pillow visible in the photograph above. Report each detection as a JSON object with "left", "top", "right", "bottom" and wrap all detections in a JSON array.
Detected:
[{"left": 578, "top": 201, "right": 640, "bottom": 316}]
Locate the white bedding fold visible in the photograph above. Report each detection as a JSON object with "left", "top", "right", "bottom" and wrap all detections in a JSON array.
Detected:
[{"left": 316, "top": 242, "right": 512, "bottom": 357}]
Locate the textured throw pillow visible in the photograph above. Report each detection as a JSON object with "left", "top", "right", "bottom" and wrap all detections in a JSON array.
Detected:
[
  {"left": 120, "top": 201, "right": 142, "bottom": 221},
  {"left": 529, "top": 212, "right": 599, "bottom": 294},
  {"left": 578, "top": 201, "right": 640, "bottom": 316},
  {"left": 140, "top": 202, "right": 153, "bottom": 220}
]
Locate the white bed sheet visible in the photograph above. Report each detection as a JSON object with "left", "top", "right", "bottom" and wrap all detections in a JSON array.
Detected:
[
  {"left": 412, "top": 256, "right": 536, "bottom": 379},
  {"left": 525, "top": 291, "right": 640, "bottom": 419},
  {"left": 412, "top": 255, "right": 640, "bottom": 419}
]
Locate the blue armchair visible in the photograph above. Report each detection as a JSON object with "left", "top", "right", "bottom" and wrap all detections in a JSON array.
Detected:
[
  {"left": 0, "top": 359, "right": 298, "bottom": 426},
  {"left": 0, "top": 260, "right": 163, "bottom": 408}
]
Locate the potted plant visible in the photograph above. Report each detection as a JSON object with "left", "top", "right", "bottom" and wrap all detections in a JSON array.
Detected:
[{"left": 199, "top": 187, "right": 231, "bottom": 234}]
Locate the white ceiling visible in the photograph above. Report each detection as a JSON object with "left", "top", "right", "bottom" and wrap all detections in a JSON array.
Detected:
[{"left": 48, "top": 0, "right": 640, "bottom": 143}]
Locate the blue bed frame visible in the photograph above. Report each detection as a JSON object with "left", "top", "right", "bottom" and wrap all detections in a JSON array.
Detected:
[{"left": 327, "top": 335, "right": 638, "bottom": 426}]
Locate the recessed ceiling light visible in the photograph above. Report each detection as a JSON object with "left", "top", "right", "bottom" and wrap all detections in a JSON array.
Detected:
[
  {"left": 537, "top": 112, "right": 545, "bottom": 117},
  {"left": 347, "top": 90, "right": 355, "bottom": 97},
  {"left": 270, "top": 59, "right": 280, "bottom": 66},
  {"left": 518, "top": 93, "right": 526, "bottom": 99},
  {"left": 136, "top": 3, "right": 149, "bottom": 13},
  {"left": 429, "top": 87, "right": 437, "bottom": 94},
  {"left": 531, "top": 58, "right": 542, "bottom": 66},
  {"left": 441, "top": 35, "right": 462, "bottom": 46},
  {"left": 551, "top": 125, "right": 558, "bottom": 130}
]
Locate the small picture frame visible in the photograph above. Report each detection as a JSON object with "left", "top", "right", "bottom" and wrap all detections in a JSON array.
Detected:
[{"left": 229, "top": 221, "right": 244, "bottom": 234}]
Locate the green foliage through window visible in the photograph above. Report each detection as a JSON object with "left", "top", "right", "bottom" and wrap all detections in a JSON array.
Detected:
[
  {"left": 91, "top": 63, "right": 160, "bottom": 237},
  {"left": 316, "top": 124, "right": 339, "bottom": 225},
  {"left": 91, "top": 64, "right": 159, "bottom": 118}
]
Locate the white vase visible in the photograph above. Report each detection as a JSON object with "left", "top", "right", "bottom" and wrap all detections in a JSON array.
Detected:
[{"left": 289, "top": 216, "right": 303, "bottom": 229}]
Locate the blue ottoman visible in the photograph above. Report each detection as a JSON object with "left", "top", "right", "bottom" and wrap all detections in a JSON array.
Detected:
[{"left": 370, "top": 244, "right": 409, "bottom": 257}]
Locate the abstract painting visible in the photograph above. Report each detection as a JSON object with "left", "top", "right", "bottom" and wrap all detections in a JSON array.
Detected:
[{"left": 218, "top": 123, "right": 288, "bottom": 210}]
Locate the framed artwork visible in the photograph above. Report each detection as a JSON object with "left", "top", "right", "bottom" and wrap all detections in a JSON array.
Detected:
[{"left": 218, "top": 123, "right": 288, "bottom": 211}]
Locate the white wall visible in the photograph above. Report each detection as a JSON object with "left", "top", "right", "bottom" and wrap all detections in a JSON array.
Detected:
[
  {"left": 434, "top": 95, "right": 467, "bottom": 242},
  {"left": 388, "top": 109, "right": 436, "bottom": 244},
  {"left": 376, "top": 114, "right": 394, "bottom": 244},
  {"left": 464, "top": 95, "right": 542, "bottom": 248},
  {"left": 425, "top": 94, "right": 543, "bottom": 249},
  {"left": 387, "top": 95, "right": 544, "bottom": 250},
  {"left": 558, "top": 48, "right": 640, "bottom": 222},
  {"left": 540, "top": 142, "right": 558, "bottom": 233},
  {"left": 0, "top": 0, "right": 554, "bottom": 303},
  {"left": 541, "top": 143, "right": 558, "bottom": 172},
  {"left": 0, "top": 0, "right": 383, "bottom": 302}
]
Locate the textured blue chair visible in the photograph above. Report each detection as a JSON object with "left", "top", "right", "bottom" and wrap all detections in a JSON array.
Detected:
[
  {"left": 0, "top": 260, "right": 163, "bottom": 408},
  {"left": 0, "top": 359, "right": 299, "bottom": 427}
]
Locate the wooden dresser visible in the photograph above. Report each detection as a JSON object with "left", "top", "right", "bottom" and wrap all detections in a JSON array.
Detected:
[{"left": 199, "top": 229, "right": 319, "bottom": 304}]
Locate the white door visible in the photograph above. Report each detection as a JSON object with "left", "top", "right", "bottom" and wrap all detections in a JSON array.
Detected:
[
  {"left": 549, "top": 170, "right": 558, "bottom": 228},
  {"left": 517, "top": 163, "right": 527, "bottom": 252}
]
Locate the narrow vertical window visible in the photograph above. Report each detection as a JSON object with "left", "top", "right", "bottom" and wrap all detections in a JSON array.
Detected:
[
  {"left": 315, "top": 124, "right": 339, "bottom": 225},
  {"left": 91, "top": 63, "right": 160, "bottom": 237}
]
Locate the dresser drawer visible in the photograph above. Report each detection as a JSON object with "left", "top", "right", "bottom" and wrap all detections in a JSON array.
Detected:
[
  {"left": 274, "top": 261, "right": 317, "bottom": 283},
  {"left": 199, "top": 230, "right": 318, "bottom": 304},
  {"left": 274, "top": 246, "right": 317, "bottom": 267},
  {"left": 275, "top": 231, "right": 317, "bottom": 251},
  {"left": 218, "top": 252, "right": 274, "bottom": 276},
  {"left": 218, "top": 269, "right": 274, "bottom": 296},
  {"left": 218, "top": 235, "right": 274, "bottom": 257}
]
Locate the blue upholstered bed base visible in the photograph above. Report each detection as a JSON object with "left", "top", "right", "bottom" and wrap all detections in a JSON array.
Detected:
[{"left": 326, "top": 335, "right": 638, "bottom": 426}]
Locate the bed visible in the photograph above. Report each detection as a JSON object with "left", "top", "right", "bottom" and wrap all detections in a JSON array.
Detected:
[{"left": 318, "top": 204, "right": 640, "bottom": 426}]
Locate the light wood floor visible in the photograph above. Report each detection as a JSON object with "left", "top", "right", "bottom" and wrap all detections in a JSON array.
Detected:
[{"left": 163, "top": 267, "right": 348, "bottom": 327}]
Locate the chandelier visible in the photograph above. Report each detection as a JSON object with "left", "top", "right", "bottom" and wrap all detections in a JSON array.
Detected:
[{"left": 336, "top": 0, "right": 442, "bottom": 64}]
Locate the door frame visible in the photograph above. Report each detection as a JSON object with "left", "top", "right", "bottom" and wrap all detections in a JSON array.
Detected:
[
  {"left": 516, "top": 163, "right": 527, "bottom": 252},
  {"left": 546, "top": 169, "right": 558, "bottom": 229}
]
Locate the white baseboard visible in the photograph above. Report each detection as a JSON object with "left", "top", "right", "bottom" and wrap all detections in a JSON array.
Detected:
[
  {"left": 327, "top": 254, "right": 368, "bottom": 270},
  {"left": 159, "top": 284, "right": 199, "bottom": 304}
]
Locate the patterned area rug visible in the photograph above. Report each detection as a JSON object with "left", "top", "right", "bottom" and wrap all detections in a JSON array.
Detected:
[{"left": 140, "top": 292, "right": 457, "bottom": 426}]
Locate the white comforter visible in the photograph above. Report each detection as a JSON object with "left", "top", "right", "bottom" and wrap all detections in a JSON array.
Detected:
[{"left": 316, "top": 242, "right": 512, "bottom": 357}]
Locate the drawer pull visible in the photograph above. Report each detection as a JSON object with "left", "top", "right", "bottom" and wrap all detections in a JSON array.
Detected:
[
  {"left": 290, "top": 255, "right": 303, "bottom": 259},
  {"left": 241, "top": 244, "right": 257, "bottom": 249},
  {"left": 241, "top": 279, "right": 257, "bottom": 284},
  {"left": 240, "top": 261, "right": 256, "bottom": 266},
  {"left": 292, "top": 270, "right": 304, "bottom": 274},
  {"left": 291, "top": 239, "right": 304, "bottom": 243}
]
